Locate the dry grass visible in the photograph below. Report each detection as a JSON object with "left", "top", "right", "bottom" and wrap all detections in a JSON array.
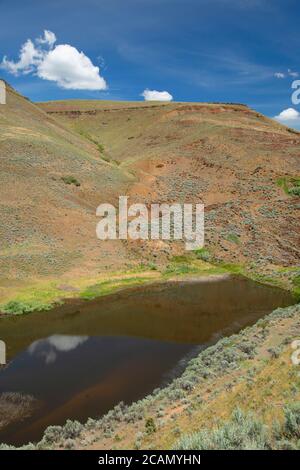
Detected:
[{"left": 0, "top": 85, "right": 299, "bottom": 302}]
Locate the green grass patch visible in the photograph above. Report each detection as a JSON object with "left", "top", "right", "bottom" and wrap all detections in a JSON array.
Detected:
[
  {"left": 251, "top": 272, "right": 282, "bottom": 287},
  {"left": 0, "top": 281, "right": 65, "bottom": 315},
  {"left": 61, "top": 176, "right": 81, "bottom": 187},
  {"left": 163, "top": 264, "right": 199, "bottom": 276},
  {"left": 1, "top": 256, "right": 295, "bottom": 318},
  {"left": 277, "top": 177, "right": 300, "bottom": 196},
  {"left": 80, "top": 276, "right": 153, "bottom": 300},
  {"left": 216, "top": 262, "right": 244, "bottom": 275},
  {"left": 0, "top": 271, "right": 159, "bottom": 316},
  {"left": 1, "top": 299, "right": 55, "bottom": 315},
  {"left": 78, "top": 129, "right": 105, "bottom": 156},
  {"left": 163, "top": 253, "right": 239, "bottom": 278},
  {"left": 100, "top": 155, "right": 111, "bottom": 163},
  {"left": 147, "top": 262, "right": 158, "bottom": 271},
  {"left": 172, "top": 254, "right": 192, "bottom": 263},
  {"left": 193, "top": 247, "right": 211, "bottom": 261},
  {"left": 292, "top": 273, "right": 300, "bottom": 301},
  {"left": 96, "top": 143, "right": 105, "bottom": 153},
  {"left": 225, "top": 233, "right": 241, "bottom": 244}
]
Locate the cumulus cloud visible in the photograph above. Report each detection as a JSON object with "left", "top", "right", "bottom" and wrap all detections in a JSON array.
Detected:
[
  {"left": 1, "top": 30, "right": 107, "bottom": 90},
  {"left": 142, "top": 89, "right": 173, "bottom": 101},
  {"left": 274, "top": 108, "right": 300, "bottom": 130},
  {"left": 38, "top": 44, "right": 107, "bottom": 90},
  {"left": 274, "top": 108, "right": 300, "bottom": 122},
  {"left": 1, "top": 39, "right": 43, "bottom": 75}
]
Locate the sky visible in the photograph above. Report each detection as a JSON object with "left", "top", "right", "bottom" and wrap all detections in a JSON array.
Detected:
[{"left": 1, "top": 0, "right": 300, "bottom": 127}]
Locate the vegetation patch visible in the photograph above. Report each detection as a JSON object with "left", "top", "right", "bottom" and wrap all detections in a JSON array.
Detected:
[
  {"left": 61, "top": 176, "right": 81, "bottom": 187},
  {"left": 277, "top": 177, "right": 300, "bottom": 197},
  {"left": 174, "top": 404, "right": 300, "bottom": 450},
  {"left": 1, "top": 303, "right": 298, "bottom": 450},
  {"left": 1, "top": 299, "right": 55, "bottom": 315},
  {"left": 193, "top": 247, "right": 211, "bottom": 261},
  {"left": 78, "top": 129, "right": 105, "bottom": 156},
  {"left": 0, "top": 271, "right": 160, "bottom": 316},
  {"left": 0, "top": 258, "right": 297, "bottom": 317},
  {"left": 225, "top": 233, "right": 241, "bottom": 244},
  {"left": 216, "top": 261, "right": 244, "bottom": 275},
  {"left": 163, "top": 263, "right": 198, "bottom": 276},
  {"left": 145, "top": 417, "right": 157, "bottom": 435},
  {"left": 80, "top": 276, "right": 156, "bottom": 300},
  {"left": 292, "top": 273, "right": 300, "bottom": 301}
]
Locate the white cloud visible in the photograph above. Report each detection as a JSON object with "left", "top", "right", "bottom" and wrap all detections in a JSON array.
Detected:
[
  {"left": 274, "top": 108, "right": 300, "bottom": 122},
  {"left": 274, "top": 72, "right": 285, "bottom": 79},
  {"left": 288, "top": 69, "right": 299, "bottom": 78},
  {"left": 1, "top": 30, "right": 107, "bottom": 91},
  {"left": 142, "top": 89, "right": 173, "bottom": 101},
  {"left": 36, "top": 30, "right": 57, "bottom": 48},
  {"left": 274, "top": 70, "right": 299, "bottom": 79},
  {"left": 38, "top": 44, "right": 107, "bottom": 90},
  {"left": 274, "top": 108, "right": 300, "bottom": 130},
  {"left": 1, "top": 39, "right": 42, "bottom": 75}
]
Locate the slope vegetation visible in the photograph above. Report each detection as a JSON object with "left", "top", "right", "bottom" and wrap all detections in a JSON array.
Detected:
[
  {"left": 0, "top": 86, "right": 299, "bottom": 301},
  {"left": 39, "top": 99, "right": 300, "bottom": 269},
  {"left": 0, "top": 86, "right": 132, "bottom": 300}
]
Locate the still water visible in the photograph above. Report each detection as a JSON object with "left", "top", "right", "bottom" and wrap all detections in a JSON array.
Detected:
[{"left": 0, "top": 275, "right": 294, "bottom": 445}]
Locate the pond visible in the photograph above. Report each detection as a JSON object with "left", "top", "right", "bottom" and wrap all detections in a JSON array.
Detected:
[{"left": 0, "top": 275, "right": 294, "bottom": 446}]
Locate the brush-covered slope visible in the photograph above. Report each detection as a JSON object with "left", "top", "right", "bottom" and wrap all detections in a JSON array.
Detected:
[
  {"left": 39, "top": 99, "right": 300, "bottom": 270},
  {"left": 0, "top": 85, "right": 299, "bottom": 293},
  {"left": 0, "top": 85, "right": 132, "bottom": 288}
]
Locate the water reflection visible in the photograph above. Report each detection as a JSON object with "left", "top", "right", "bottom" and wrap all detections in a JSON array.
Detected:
[
  {"left": 28, "top": 335, "right": 88, "bottom": 365},
  {"left": 0, "top": 276, "right": 294, "bottom": 446}
]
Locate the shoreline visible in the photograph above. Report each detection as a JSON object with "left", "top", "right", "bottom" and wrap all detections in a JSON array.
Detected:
[{"left": 1, "top": 257, "right": 298, "bottom": 317}]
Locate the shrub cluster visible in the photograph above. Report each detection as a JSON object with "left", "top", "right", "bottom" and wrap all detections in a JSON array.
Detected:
[{"left": 174, "top": 403, "right": 300, "bottom": 450}]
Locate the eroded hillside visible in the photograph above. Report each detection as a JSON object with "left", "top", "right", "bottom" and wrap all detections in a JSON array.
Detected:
[
  {"left": 0, "top": 86, "right": 299, "bottom": 300},
  {"left": 39, "top": 99, "right": 300, "bottom": 269},
  {"left": 0, "top": 86, "right": 133, "bottom": 296}
]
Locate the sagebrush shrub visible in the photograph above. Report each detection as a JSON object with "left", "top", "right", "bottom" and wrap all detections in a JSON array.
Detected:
[{"left": 174, "top": 408, "right": 270, "bottom": 450}]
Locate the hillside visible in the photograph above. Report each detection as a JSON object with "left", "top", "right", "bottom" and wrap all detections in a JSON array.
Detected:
[
  {"left": 0, "top": 85, "right": 299, "bottom": 304},
  {"left": 39, "top": 99, "right": 300, "bottom": 270},
  {"left": 0, "top": 86, "right": 300, "bottom": 451},
  {"left": 0, "top": 86, "right": 133, "bottom": 301}
]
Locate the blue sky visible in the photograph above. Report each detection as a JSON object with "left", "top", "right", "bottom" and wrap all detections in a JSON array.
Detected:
[{"left": 1, "top": 0, "right": 300, "bottom": 124}]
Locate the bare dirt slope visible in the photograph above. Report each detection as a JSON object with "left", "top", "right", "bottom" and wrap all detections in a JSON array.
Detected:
[{"left": 0, "top": 85, "right": 299, "bottom": 293}]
